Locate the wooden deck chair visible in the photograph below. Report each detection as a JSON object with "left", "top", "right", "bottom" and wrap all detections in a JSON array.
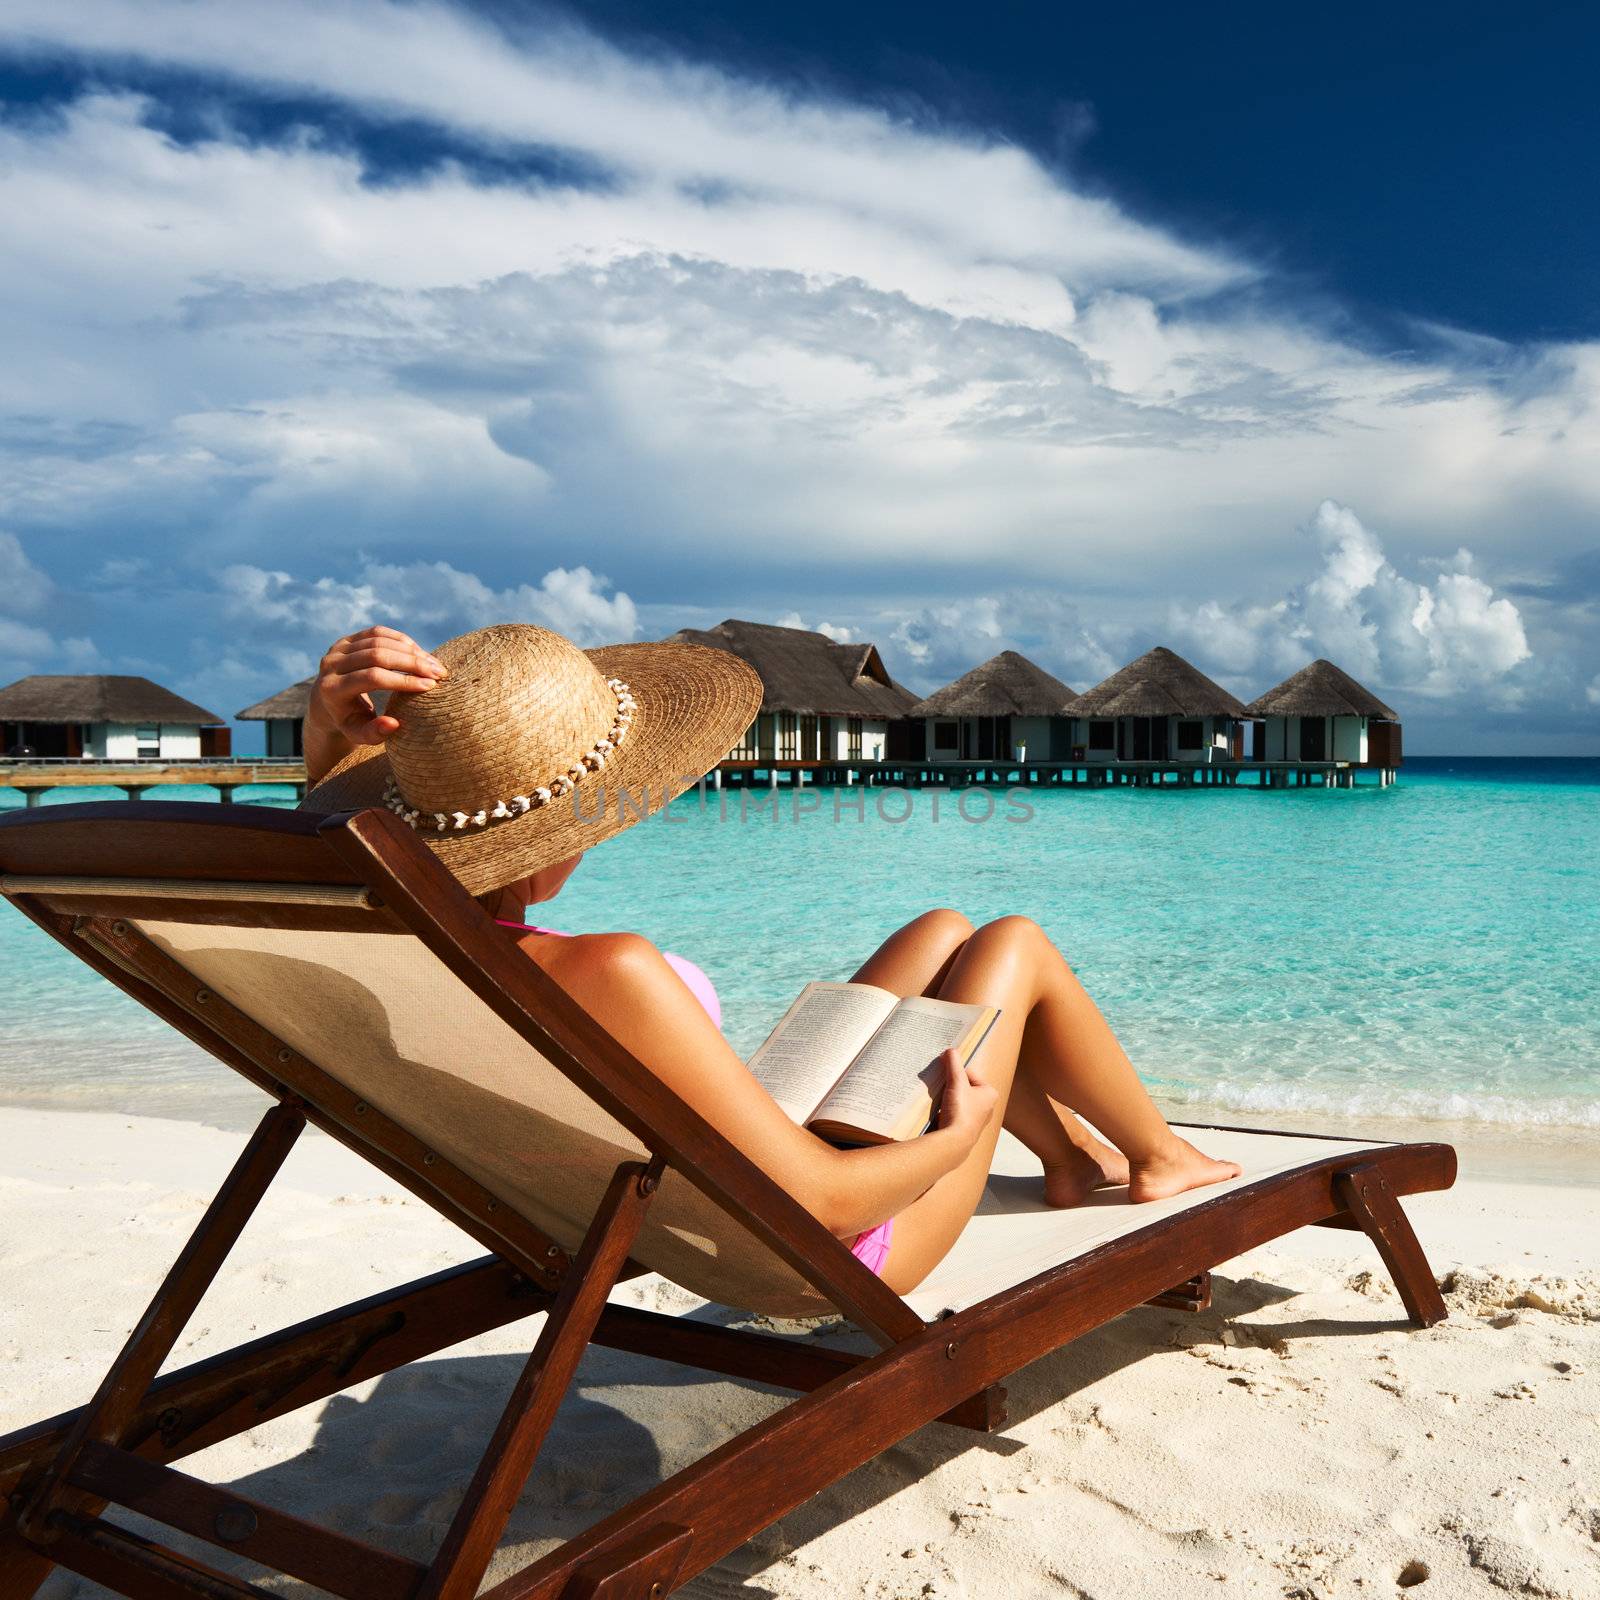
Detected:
[{"left": 0, "top": 801, "right": 1457, "bottom": 1600}]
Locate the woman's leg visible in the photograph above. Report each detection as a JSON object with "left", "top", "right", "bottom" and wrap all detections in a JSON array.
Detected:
[
  {"left": 882, "top": 916, "right": 1240, "bottom": 1295},
  {"left": 850, "top": 907, "right": 974, "bottom": 997},
  {"left": 852, "top": 912, "right": 1125, "bottom": 1197},
  {"left": 1006, "top": 1069, "right": 1129, "bottom": 1206}
]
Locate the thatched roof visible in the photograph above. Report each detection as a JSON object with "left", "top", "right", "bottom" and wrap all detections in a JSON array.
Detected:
[
  {"left": 909, "top": 651, "right": 1075, "bottom": 717},
  {"left": 1244, "top": 659, "right": 1398, "bottom": 721},
  {"left": 0, "top": 674, "right": 225, "bottom": 726},
  {"left": 669, "top": 619, "right": 918, "bottom": 718},
  {"left": 1095, "top": 679, "right": 1190, "bottom": 718},
  {"left": 1065, "top": 647, "right": 1249, "bottom": 719},
  {"left": 237, "top": 677, "right": 314, "bottom": 721}
]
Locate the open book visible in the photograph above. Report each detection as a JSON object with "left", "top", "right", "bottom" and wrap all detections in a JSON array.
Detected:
[{"left": 747, "top": 982, "right": 1000, "bottom": 1145}]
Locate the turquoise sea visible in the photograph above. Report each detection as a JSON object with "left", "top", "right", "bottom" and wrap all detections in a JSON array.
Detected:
[{"left": 2, "top": 759, "right": 1598, "bottom": 1133}]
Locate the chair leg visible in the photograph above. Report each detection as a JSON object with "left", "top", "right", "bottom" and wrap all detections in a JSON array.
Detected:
[
  {"left": 1146, "top": 1272, "right": 1211, "bottom": 1313},
  {"left": 1333, "top": 1167, "right": 1448, "bottom": 1327},
  {"left": 418, "top": 1157, "right": 664, "bottom": 1600},
  {"left": 0, "top": 1258, "right": 548, "bottom": 1500},
  {"left": 563, "top": 1522, "right": 693, "bottom": 1599},
  {"left": 0, "top": 1532, "right": 56, "bottom": 1600},
  {"left": 15, "top": 1102, "right": 305, "bottom": 1556}
]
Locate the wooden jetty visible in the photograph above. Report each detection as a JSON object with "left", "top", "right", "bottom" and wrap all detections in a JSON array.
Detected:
[
  {"left": 1, "top": 754, "right": 1395, "bottom": 813},
  {"left": 709, "top": 758, "right": 1392, "bottom": 789},
  {"left": 0, "top": 761, "right": 307, "bottom": 807}
]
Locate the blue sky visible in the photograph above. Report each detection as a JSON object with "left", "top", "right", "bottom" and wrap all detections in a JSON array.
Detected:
[
  {"left": 1, "top": 0, "right": 1597, "bottom": 752},
  {"left": 567, "top": 0, "right": 1600, "bottom": 344}
]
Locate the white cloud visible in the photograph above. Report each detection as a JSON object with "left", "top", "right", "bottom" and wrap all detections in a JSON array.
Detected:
[
  {"left": 1162, "top": 599, "right": 1302, "bottom": 679},
  {"left": 1, "top": 89, "right": 1594, "bottom": 600},
  {"left": 0, "top": 616, "right": 56, "bottom": 661},
  {"left": 0, "top": 3, "right": 1596, "bottom": 737},
  {"left": 56, "top": 635, "right": 106, "bottom": 670},
  {"left": 1585, "top": 674, "right": 1600, "bottom": 708},
  {"left": 92, "top": 556, "right": 148, "bottom": 587},
  {"left": 774, "top": 611, "right": 853, "bottom": 642},
  {"left": 1412, "top": 557, "right": 1533, "bottom": 692},
  {"left": 890, "top": 597, "right": 1004, "bottom": 670},
  {"left": 0, "top": 532, "right": 101, "bottom": 675},
  {"left": 882, "top": 592, "right": 1119, "bottom": 694},
  {"left": 220, "top": 559, "right": 637, "bottom": 648},
  {"left": 0, "top": 2, "right": 1240, "bottom": 309},
  {"left": 1169, "top": 501, "right": 1532, "bottom": 701},
  {"left": 219, "top": 566, "right": 382, "bottom": 642},
  {"left": 0, "top": 532, "right": 55, "bottom": 614},
  {"left": 514, "top": 565, "right": 640, "bottom": 644}
]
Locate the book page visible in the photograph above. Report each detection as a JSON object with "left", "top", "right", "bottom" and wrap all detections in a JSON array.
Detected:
[
  {"left": 809, "top": 996, "right": 989, "bottom": 1139},
  {"left": 745, "top": 982, "right": 899, "bottom": 1123}
]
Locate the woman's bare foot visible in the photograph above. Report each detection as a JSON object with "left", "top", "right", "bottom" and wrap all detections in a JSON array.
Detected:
[
  {"left": 1043, "top": 1135, "right": 1132, "bottom": 1207},
  {"left": 1043, "top": 1147, "right": 1111, "bottom": 1207},
  {"left": 1127, "top": 1137, "right": 1243, "bottom": 1203},
  {"left": 1074, "top": 1126, "right": 1131, "bottom": 1189},
  {"left": 1049, "top": 1105, "right": 1131, "bottom": 1190}
]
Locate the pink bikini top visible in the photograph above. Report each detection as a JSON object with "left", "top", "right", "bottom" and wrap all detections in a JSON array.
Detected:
[{"left": 494, "top": 919, "right": 722, "bottom": 1029}]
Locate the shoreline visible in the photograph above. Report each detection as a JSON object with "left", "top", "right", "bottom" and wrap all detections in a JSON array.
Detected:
[
  {"left": 1155, "top": 1098, "right": 1600, "bottom": 1190},
  {"left": 4, "top": 1087, "right": 1595, "bottom": 1190}
]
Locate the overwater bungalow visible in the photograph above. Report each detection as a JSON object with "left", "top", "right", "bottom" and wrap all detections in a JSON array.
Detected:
[
  {"left": 1065, "top": 647, "right": 1249, "bottom": 765},
  {"left": 907, "top": 650, "right": 1075, "bottom": 764},
  {"left": 0, "top": 675, "right": 230, "bottom": 759},
  {"left": 670, "top": 618, "right": 918, "bottom": 761},
  {"left": 1245, "top": 659, "right": 1402, "bottom": 773},
  {"left": 237, "top": 677, "right": 313, "bottom": 758}
]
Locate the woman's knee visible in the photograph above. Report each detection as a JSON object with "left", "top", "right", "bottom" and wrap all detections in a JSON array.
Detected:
[
  {"left": 908, "top": 907, "right": 975, "bottom": 946},
  {"left": 977, "top": 914, "right": 1059, "bottom": 962}
]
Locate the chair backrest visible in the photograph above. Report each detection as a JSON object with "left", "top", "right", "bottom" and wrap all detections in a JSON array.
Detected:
[
  {"left": 134, "top": 915, "right": 830, "bottom": 1315},
  {"left": 0, "top": 803, "right": 915, "bottom": 1331}
]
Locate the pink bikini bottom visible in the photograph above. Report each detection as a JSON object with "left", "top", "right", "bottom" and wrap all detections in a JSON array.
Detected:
[{"left": 850, "top": 1218, "right": 894, "bottom": 1275}]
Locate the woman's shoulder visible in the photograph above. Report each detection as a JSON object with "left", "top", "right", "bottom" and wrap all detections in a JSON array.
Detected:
[
  {"left": 501, "top": 923, "right": 721, "bottom": 1028},
  {"left": 514, "top": 926, "right": 658, "bottom": 969}
]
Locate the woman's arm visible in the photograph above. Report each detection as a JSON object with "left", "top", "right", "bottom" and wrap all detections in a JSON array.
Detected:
[
  {"left": 528, "top": 931, "right": 994, "bottom": 1238},
  {"left": 815, "top": 1047, "right": 997, "bottom": 1234},
  {"left": 303, "top": 625, "right": 448, "bottom": 785}
]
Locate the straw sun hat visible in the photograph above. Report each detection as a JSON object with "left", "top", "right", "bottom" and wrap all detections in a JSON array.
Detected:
[{"left": 302, "top": 624, "right": 763, "bottom": 896}]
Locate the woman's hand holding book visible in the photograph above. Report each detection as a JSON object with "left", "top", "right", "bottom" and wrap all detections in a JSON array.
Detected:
[{"left": 936, "top": 1047, "right": 999, "bottom": 1151}]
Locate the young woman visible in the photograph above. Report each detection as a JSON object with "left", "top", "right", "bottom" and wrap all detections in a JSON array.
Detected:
[{"left": 303, "top": 622, "right": 1240, "bottom": 1296}]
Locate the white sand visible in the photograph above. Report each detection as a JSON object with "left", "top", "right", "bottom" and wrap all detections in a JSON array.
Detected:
[{"left": 2, "top": 1107, "right": 1597, "bottom": 1600}]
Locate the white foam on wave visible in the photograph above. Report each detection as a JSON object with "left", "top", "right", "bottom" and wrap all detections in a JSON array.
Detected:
[{"left": 1160, "top": 1076, "right": 1600, "bottom": 1131}]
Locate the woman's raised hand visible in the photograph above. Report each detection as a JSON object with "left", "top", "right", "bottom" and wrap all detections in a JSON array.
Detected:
[{"left": 303, "top": 626, "right": 447, "bottom": 783}]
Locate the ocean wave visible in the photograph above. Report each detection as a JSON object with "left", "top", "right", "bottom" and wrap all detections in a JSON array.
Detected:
[{"left": 1158, "top": 1077, "right": 1600, "bottom": 1131}]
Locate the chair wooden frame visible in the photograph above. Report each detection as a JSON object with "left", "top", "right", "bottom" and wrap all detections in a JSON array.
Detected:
[{"left": 0, "top": 802, "right": 1456, "bottom": 1599}]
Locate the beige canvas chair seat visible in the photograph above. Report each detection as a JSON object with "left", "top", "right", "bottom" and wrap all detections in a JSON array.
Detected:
[
  {"left": 909, "top": 1125, "right": 1382, "bottom": 1319},
  {"left": 0, "top": 801, "right": 1458, "bottom": 1600}
]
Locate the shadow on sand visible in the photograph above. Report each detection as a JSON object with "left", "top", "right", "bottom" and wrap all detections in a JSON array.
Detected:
[{"left": 42, "top": 1267, "right": 1413, "bottom": 1600}]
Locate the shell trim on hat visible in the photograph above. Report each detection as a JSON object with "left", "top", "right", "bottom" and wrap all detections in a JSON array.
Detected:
[{"left": 381, "top": 677, "right": 637, "bottom": 833}]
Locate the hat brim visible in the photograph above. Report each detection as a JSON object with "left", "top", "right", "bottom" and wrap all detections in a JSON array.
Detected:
[{"left": 300, "top": 640, "right": 762, "bottom": 896}]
